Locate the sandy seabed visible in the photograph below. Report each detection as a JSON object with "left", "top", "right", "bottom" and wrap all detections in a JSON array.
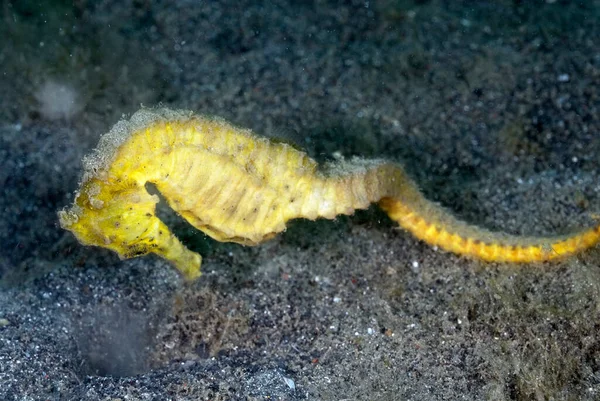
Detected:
[{"left": 1, "top": 1, "right": 600, "bottom": 400}]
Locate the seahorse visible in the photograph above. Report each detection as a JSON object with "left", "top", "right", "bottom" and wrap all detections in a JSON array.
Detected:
[{"left": 58, "top": 107, "right": 600, "bottom": 280}]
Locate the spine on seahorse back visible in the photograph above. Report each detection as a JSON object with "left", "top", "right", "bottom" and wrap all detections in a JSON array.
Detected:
[{"left": 302, "top": 158, "right": 600, "bottom": 263}]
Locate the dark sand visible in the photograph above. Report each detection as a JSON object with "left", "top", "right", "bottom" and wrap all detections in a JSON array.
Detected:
[{"left": 1, "top": 1, "right": 600, "bottom": 399}]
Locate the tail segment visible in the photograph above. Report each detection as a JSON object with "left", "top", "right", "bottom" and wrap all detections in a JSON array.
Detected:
[
  {"left": 377, "top": 167, "right": 600, "bottom": 263},
  {"left": 314, "top": 158, "right": 600, "bottom": 263},
  {"left": 380, "top": 196, "right": 600, "bottom": 262}
]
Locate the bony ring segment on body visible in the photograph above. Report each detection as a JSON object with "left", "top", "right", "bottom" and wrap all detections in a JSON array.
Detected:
[{"left": 58, "top": 108, "right": 600, "bottom": 280}]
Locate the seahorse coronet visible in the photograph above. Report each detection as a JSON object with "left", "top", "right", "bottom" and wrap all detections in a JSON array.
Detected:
[{"left": 58, "top": 107, "right": 600, "bottom": 280}]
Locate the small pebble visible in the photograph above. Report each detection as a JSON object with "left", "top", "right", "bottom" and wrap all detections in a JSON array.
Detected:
[{"left": 283, "top": 376, "right": 295, "bottom": 390}]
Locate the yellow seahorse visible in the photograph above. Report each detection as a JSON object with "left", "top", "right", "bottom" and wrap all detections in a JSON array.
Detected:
[{"left": 58, "top": 108, "right": 600, "bottom": 280}]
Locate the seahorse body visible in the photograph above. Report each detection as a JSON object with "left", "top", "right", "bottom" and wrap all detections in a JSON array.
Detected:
[{"left": 58, "top": 108, "right": 600, "bottom": 280}]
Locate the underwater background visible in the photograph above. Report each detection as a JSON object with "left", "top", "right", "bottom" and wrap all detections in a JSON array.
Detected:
[{"left": 1, "top": 0, "right": 600, "bottom": 399}]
